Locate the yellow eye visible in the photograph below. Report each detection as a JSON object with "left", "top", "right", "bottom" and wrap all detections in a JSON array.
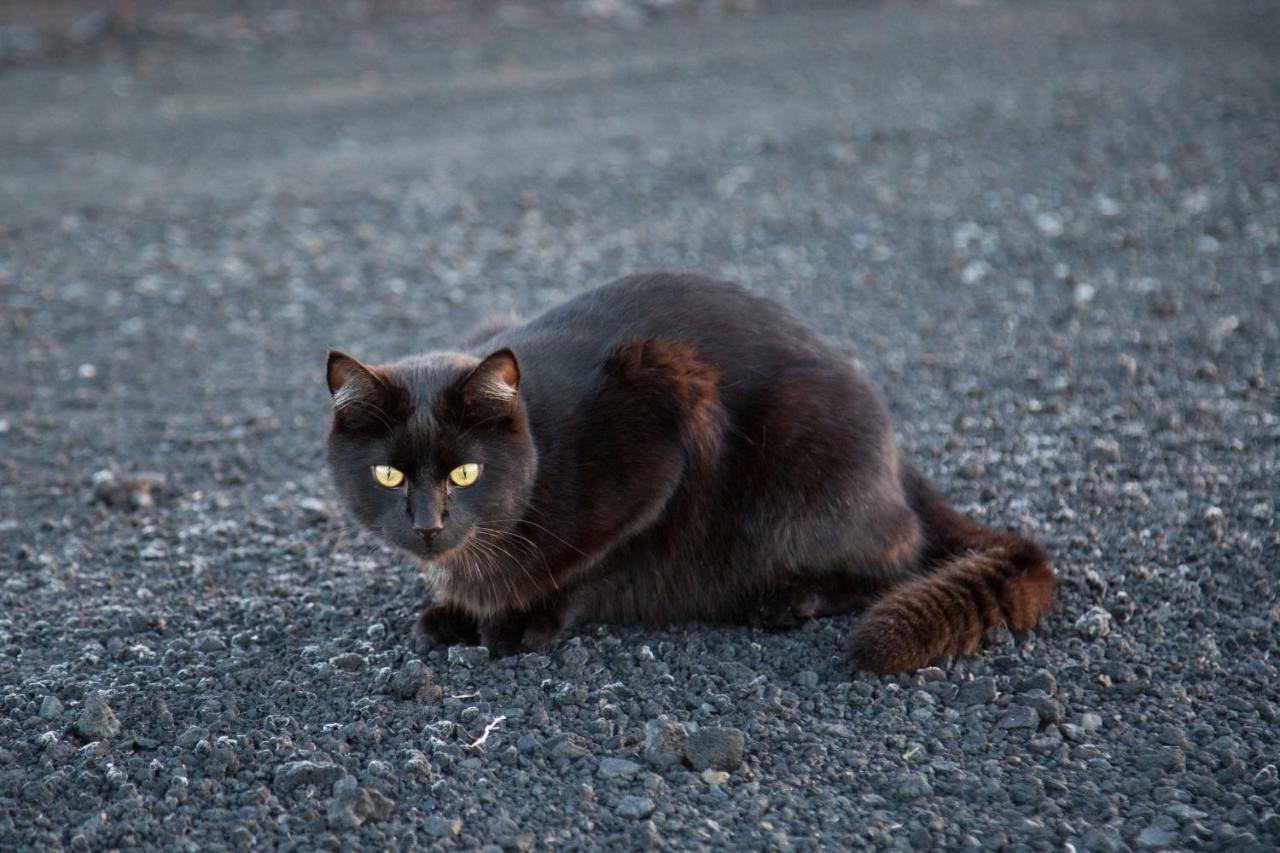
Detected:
[
  {"left": 448, "top": 463, "right": 481, "bottom": 487},
  {"left": 372, "top": 465, "right": 405, "bottom": 488}
]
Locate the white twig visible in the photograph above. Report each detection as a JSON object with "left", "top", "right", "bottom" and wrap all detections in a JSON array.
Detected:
[{"left": 465, "top": 715, "right": 507, "bottom": 750}]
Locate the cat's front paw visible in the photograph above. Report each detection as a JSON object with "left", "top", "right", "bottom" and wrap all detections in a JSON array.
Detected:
[
  {"left": 413, "top": 603, "right": 481, "bottom": 649},
  {"left": 480, "top": 609, "right": 564, "bottom": 656}
]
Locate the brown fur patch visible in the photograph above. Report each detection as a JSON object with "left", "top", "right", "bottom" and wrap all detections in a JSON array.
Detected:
[
  {"left": 849, "top": 539, "right": 1055, "bottom": 675},
  {"left": 604, "top": 338, "right": 725, "bottom": 458}
]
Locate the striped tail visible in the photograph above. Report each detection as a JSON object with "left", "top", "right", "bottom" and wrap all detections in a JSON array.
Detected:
[{"left": 849, "top": 464, "right": 1056, "bottom": 674}]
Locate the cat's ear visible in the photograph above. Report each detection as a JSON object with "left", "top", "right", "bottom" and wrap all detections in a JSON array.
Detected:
[
  {"left": 327, "top": 350, "right": 392, "bottom": 429},
  {"left": 458, "top": 349, "right": 521, "bottom": 417}
]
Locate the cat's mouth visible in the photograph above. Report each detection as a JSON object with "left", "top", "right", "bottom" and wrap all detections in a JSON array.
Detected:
[{"left": 407, "top": 529, "right": 472, "bottom": 566}]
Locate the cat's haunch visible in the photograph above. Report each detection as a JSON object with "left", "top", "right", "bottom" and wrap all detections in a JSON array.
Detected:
[{"left": 326, "top": 274, "right": 1054, "bottom": 674}]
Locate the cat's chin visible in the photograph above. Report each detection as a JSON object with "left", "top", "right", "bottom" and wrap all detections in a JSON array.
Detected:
[{"left": 404, "top": 534, "right": 472, "bottom": 569}]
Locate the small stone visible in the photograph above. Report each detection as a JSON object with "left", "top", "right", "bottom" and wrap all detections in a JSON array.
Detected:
[
  {"left": 1089, "top": 439, "right": 1121, "bottom": 463},
  {"left": 1033, "top": 698, "right": 1065, "bottom": 725},
  {"left": 423, "top": 816, "right": 462, "bottom": 839},
  {"left": 1165, "top": 803, "right": 1207, "bottom": 821},
  {"left": 550, "top": 739, "right": 590, "bottom": 762},
  {"left": 616, "top": 795, "right": 655, "bottom": 819},
  {"left": 448, "top": 645, "right": 491, "bottom": 667},
  {"left": 297, "top": 497, "right": 332, "bottom": 524},
  {"left": 642, "top": 719, "right": 687, "bottom": 769},
  {"left": 385, "top": 659, "right": 435, "bottom": 700},
  {"left": 1075, "top": 606, "right": 1112, "bottom": 639},
  {"left": 598, "top": 758, "right": 641, "bottom": 779},
  {"left": 38, "top": 696, "right": 64, "bottom": 719},
  {"left": 701, "top": 768, "right": 730, "bottom": 786},
  {"left": 362, "top": 789, "right": 395, "bottom": 822},
  {"left": 897, "top": 772, "right": 933, "bottom": 799},
  {"left": 1035, "top": 211, "right": 1065, "bottom": 237},
  {"left": 193, "top": 634, "right": 227, "bottom": 653},
  {"left": 1081, "top": 827, "right": 1124, "bottom": 853},
  {"left": 139, "top": 542, "right": 167, "bottom": 562},
  {"left": 998, "top": 706, "right": 1040, "bottom": 729},
  {"left": 961, "top": 260, "right": 992, "bottom": 285},
  {"left": 1136, "top": 816, "right": 1179, "bottom": 849},
  {"left": 329, "top": 653, "right": 366, "bottom": 672},
  {"left": 176, "top": 725, "right": 208, "bottom": 750},
  {"left": 273, "top": 760, "right": 344, "bottom": 795},
  {"left": 92, "top": 469, "right": 166, "bottom": 510},
  {"left": 1019, "top": 670, "right": 1057, "bottom": 696},
  {"left": 684, "top": 727, "right": 745, "bottom": 772},
  {"left": 1081, "top": 713, "right": 1104, "bottom": 733},
  {"left": 1060, "top": 723, "right": 1085, "bottom": 741},
  {"left": 796, "top": 670, "right": 819, "bottom": 688},
  {"left": 957, "top": 677, "right": 997, "bottom": 705},
  {"left": 76, "top": 691, "right": 122, "bottom": 741}
]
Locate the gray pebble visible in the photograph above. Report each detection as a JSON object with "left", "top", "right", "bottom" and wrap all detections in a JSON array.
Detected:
[
  {"left": 385, "top": 659, "right": 437, "bottom": 700},
  {"left": 448, "top": 645, "right": 491, "bottom": 667},
  {"left": 297, "top": 497, "right": 332, "bottom": 524},
  {"left": 957, "top": 677, "right": 997, "bottom": 705},
  {"left": 1136, "top": 815, "right": 1180, "bottom": 849},
  {"left": 193, "top": 634, "right": 227, "bottom": 653},
  {"left": 598, "top": 757, "right": 641, "bottom": 779},
  {"left": 550, "top": 739, "right": 590, "bottom": 761},
  {"left": 685, "top": 727, "right": 745, "bottom": 772},
  {"left": 273, "top": 760, "right": 344, "bottom": 794},
  {"left": 615, "top": 795, "right": 656, "bottom": 819},
  {"left": 642, "top": 719, "right": 687, "bottom": 769},
  {"left": 423, "top": 816, "right": 462, "bottom": 839},
  {"left": 1075, "top": 606, "right": 1113, "bottom": 639},
  {"left": 75, "top": 691, "right": 121, "bottom": 741},
  {"left": 1019, "top": 670, "right": 1057, "bottom": 696},
  {"left": 998, "top": 706, "right": 1040, "bottom": 729},
  {"left": 38, "top": 696, "right": 64, "bottom": 719}
]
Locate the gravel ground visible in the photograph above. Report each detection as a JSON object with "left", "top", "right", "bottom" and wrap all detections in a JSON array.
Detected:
[{"left": 2, "top": 0, "right": 1279, "bottom": 849}]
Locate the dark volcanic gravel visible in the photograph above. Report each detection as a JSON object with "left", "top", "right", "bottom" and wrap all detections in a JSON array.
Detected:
[{"left": 2, "top": 0, "right": 1279, "bottom": 849}]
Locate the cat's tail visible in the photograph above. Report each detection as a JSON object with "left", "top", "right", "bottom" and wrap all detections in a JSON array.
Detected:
[{"left": 848, "top": 464, "right": 1055, "bottom": 674}]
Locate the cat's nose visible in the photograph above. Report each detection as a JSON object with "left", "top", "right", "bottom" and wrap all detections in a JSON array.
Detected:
[{"left": 414, "top": 524, "right": 444, "bottom": 546}]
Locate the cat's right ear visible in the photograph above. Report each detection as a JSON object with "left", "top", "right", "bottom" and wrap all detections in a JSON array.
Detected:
[
  {"left": 457, "top": 348, "right": 521, "bottom": 421},
  {"left": 327, "top": 350, "right": 391, "bottom": 430}
]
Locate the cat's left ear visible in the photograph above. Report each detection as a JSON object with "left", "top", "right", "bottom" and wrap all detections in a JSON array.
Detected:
[
  {"left": 326, "top": 350, "right": 397, "bottom": 432},
  {"left": 458, "top": 349, "right": 521, "bottom": 416},
  {"left": 327, "top": 349, "right": 382, "bottom": 397}
]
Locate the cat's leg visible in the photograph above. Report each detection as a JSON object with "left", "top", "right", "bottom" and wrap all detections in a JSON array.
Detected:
[
  {"left": 750, "top": 573, "right": 889, "bottom": 630},
  {"left": 524, "top": 338, "right": 726, "bottom": 594},
  {"left": 729, "top": 361, "right": 926, "bottom": 626},
  {"left": 413, "top": 602, "right": 481, "bottom": 648},
  {"left": 479, "top": 594, "right": 579, "bottom": 656}
]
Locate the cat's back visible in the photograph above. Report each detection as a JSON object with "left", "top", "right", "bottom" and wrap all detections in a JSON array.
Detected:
[{"left": 489, "top": 273, "right": 836, "bottom": 378}]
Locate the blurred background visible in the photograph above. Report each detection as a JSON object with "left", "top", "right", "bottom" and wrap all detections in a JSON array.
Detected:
[{"left": 3, "top": 0, "right": 1276, "bottom": 497}]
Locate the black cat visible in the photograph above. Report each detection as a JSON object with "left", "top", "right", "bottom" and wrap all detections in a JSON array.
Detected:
[{"left": 326, "top": 274, "right": 1054, "bottom": 673}]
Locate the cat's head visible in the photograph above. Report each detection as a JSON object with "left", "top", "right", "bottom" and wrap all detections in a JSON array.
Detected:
[{"left": 324, "top": 348, "right": 537, "bottom": 565}]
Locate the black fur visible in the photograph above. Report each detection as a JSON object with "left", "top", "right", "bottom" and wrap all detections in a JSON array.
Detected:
[{"left": 326, "top": 274, "right": 1053, "bottom": 670}]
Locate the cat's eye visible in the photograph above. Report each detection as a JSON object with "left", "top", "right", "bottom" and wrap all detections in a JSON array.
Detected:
[
  {"left": 372, "top": 465, "right": 405, "bottom": 489},
  {"left": 448, "top": 463, "right": 481, "bottom": 487}
]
